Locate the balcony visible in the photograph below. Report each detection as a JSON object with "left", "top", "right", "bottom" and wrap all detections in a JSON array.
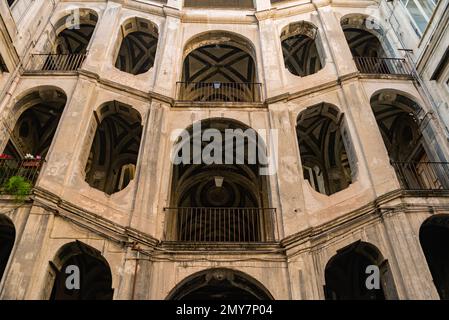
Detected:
[
  {"left": 25, "top": 53, "right": 87, "bottom": 72},
  {"left": 176, "top": 82, "right": 262, "bottom": 103},
  {"left": 354, "top": 57, "right": 413, "bottom": 77},
  {"left": 391, "top": 162, "right": 449, "bottom": 191},
  {"left": 0, "top": 158, "right": 44, "bottom": 195},
  {"left": 164, "top": 207, "right": 279, "bottom": 244}
]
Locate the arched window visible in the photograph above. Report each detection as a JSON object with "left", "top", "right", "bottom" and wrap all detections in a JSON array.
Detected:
[
  {"left": 296, "top": 103, "right": 354, "bottom": 195},
  {"left": 84, "top": 101, "right": 142, "bottom": 195},
  {"left": 420, "top": 215, "right": 449, "bottom": 300},
  {"left": 281, "top": 21, "right": 324, "bottom": 77},
  {"left": 324, "top": 241, "right": 398, "bottom": 300},
  {"left": 49, "top": 241, "right": 113, "bottom": 300},
  {"left": 167, "top": 268, "right": 273, "bottom": 300},
  {"left": 115, "top": 17, "right": 159, "bottom": 75},
  {"left": 178, "top": 32, "right": 260, "bottom": 102},
  {"left": 0, "top": 215, "right": 15, "bottom": 282}
]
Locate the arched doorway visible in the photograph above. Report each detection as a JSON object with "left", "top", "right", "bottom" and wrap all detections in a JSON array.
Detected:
[
  {"left": 49, "top": 241, "right": 113, "bottom": 300},
  {"left": 167, "top": 118, "right": 276, "bottom": 243},
  {"left": 0, "top": 214, "right": 15, "bottom": 282},
  {"left": 324, "top": 241, "right": 398, "bottom": 300},
  {"left": 296, "top": 103, "right": 354, "bottom": 195},
  {"left": 178, "top": 31, "right": 260, "bottom": 102},
  {"left": 281, "top": 21, "right": 324, "bottom": 77},
  {"left": 167, "top": 268, "right": 274, "bottom": 300},
  {"left": 420, "top": 215, "right": 449, "bottom": 300},
  {"left": 114, "top": 17, "right": 159, "bottom": 75}
]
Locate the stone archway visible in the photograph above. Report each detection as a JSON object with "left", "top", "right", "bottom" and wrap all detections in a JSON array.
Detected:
[
  {"left": 167, "top": 268, "right": 274, "bottom": 300},
  {"left": 48, "top": 241, "right": 113, "bottom": 300}
]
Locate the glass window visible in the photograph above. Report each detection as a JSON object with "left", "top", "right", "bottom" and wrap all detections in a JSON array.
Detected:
[{"left": 400, "top": 0, "right": 438, "bottom": 35}]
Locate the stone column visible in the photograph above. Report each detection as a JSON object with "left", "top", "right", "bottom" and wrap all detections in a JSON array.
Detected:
[
  {"left": 37, "top": 77, "right": 98, "bottom": 196},
  {"left": 152, "top": 12, "right": 182, "bottom": 97}
]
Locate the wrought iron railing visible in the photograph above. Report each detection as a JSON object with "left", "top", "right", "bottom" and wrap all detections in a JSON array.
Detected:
[
  {"left": 26, "top": 53, "right": 87, "bottom": 72},
  {"left": 165, "top": 207, "right": 278, "bottom": 243},
  {"left": 176, "top": 82, "right": 262, "bottom": 103},
  {"left": 354, "top": 57, "right": 413, "bottom": 76},
  {"left": 391, "top": 161, "right": 449, "bottom": 190},
  {"left": 0, "top": 158, "right": 44, "bottom": 193}
]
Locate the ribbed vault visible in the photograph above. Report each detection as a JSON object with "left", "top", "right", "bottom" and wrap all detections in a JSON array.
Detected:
[
  {"left": 296, "top": 103, "right": 352, "bottom": 195},
  {"left": 115, "top": 17, "right": 159, "bottom": 75}
]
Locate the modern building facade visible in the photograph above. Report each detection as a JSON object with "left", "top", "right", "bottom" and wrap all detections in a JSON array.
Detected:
[{"left": 0, "top": 0, "right": 448, "bottom": 300}]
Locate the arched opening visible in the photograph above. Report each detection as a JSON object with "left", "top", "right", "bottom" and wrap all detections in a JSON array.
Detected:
[
  {"left": 36, "top": 9, "right": 98, "bottom": 71},
  {"left": 49, "top": 241, "right": 113, "bottom": 300},
  {"left": 420, "top": 215, "right": 449, "bottom": 299},
  {"left": 167, "top": 268, "right": 274, "bottom": 300},
  {"left": 167, "top": 118, "right": 276, "bottom": 243},
  {"left": 324, "top": 241, "right": 398, "bottom": 300},
  {"left": 296, "top": 103, "right": 354, "bottom": 196},
  {"left": 281, "top": 21, "right": 323, "bottom": 77},
  {"left": 341, "top": 15, "right": 407, "bottom": 75},
  {"left": 178, "top": 32, "right": 260, "bottom": 102},
  {"left": 84, "top": 101, "right": 142, "bottom": 195},
  {"left": 0, "top": 87, "right": 67, "bottom": 189},
  {"left": 114, "top": 17, "right": 159, "bottom": 75},
  {"left": 0, "top": 214, "right": 15, "bottom": 282},
  {"left": 370, "top": 91, "right": 448, "bottom": 190}
]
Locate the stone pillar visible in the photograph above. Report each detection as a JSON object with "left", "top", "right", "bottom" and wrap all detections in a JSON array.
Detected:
[
  {"left": 153, "top": 13, "right": 182, "bottom": 97},
  {"left": 82, "top": 2, "right": 121, "bottom": 75},
  {"left": 37, "top": 77, "right": 98, "bottom": 196},
  {"left": 314, "top": 5, "right": 358, "bottom": 77},
  {"left": 254, "top": 0, "right": 271, "bottom": 11},
  {"left": 339, "top": 80, "right": 399, "bottom": 196},
  {"left": 269, "top": 104, "right": 309, "bottom": 237},
  {"left": 0, "top": 206, "right": 52, "bottom": 299},
  {"left": 256, "top": 13, "right": 286, "bottom": 97}
]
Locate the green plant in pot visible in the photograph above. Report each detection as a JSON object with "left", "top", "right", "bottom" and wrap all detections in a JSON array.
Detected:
[{"left": 2, "top": 176, "right": 32, "bottom": 202}]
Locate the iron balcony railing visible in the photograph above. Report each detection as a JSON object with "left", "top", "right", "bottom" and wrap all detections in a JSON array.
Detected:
[
  {"left": 391, "top": 161, "right": 449, "bottom": 191},
  {"left": 176, "top": 81, "right": 262, "bottom": 103},
  {"left": 26, "top": 53, "right": 87, "bottom": 72},
  {"left": 165, "top": 207, "right": 279, "bottom": 243},
  {"left": 354, "top": 57, "right": 413, "bottom": 77},
  {"left": 0, "top": 158, "right": 44, "bottom": 194}
]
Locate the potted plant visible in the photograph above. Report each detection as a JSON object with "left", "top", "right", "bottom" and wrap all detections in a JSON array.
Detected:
[{"left": 2, "top": 176, "right": 32, "bottom": 202}]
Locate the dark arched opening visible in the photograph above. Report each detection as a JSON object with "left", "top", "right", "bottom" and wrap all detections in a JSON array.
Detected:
[
  {"left": 115, "top": 17, "right": 159, "bottom": 75},
  {"left": 178, "top": 32, "right": 260, "bottom": 102},
  {"left": 84, "top": 101, "right": 142, "bottom": 195},
  {"left": 0, "top": 87, "right": 67, "bottom": 189},
  {"left": 420, "top": 215, "right": 449, "bottom": 300},
  {"left": 49, "top": 241, "right": 113, "bottom": 300},
  {"left": 281, "top": 21, "right": 323, "bottom": 77},
  {"left": 370, "top": 91, "right": 448, "bottom": 190},
  {"left": 324, "top": 241, "right": 398, "bottom": 300},
  {"left": 167, "top": 268, "right": 274, "bottom": 300},
  {"left": 0, "top": 214, "right": 15, "bottom": 282},
  {"left": 167, "top": 118, "right": 276, "bottom": 243},
  {"left": 296, "top": 103, "right": 354, "bottom": 195}
]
